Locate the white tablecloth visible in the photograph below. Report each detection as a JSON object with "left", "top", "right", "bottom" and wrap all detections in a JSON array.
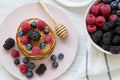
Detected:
[{"left": 0, "top": 0, "right": 88, "bottom": 80}]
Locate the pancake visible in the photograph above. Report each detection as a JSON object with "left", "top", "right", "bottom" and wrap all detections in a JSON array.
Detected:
[{"left": 16, "top": 18, "right": 56, "bottom": 60}]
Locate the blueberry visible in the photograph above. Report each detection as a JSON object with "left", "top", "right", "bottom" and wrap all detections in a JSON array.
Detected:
[
  {"left": 101, "top": 0, "right": 112, "bottom": 4},
  {"left": 26, "top": 43, "right": 32, "bottom": 50},
  {"left": 40, "top": 42, "right": 46, "bottom": 49},
  {"left": 58, "top": 53, "right": 64, "bottom": 59},
  {"left": 22, "top": 57, "right": 30, "bottom": 64},
  {"left": 18, "top": 30, "right": 24, "bottom": 37},
  {"left": 28, "top": 63, "right": 35, "bottom": 69},
  {"left": 116, "top": 0, "right": 120, "bottom": 2},
  {"left": 31, "top": 21, "right": 36, "bottom": 28},
  {"left": 26, "top": 71, "right": 33, "bottom": 78},
  {"left": 44, "top": 28, "right": 50, "bottom": 34},
  {"left": 14, "top": 59, "right": 20, "bottom": 65},
  {"left": 110, "top": 1, "right": 118, "bottom": 9},
  {"left": 116, "top": 10, "right": 120, "bottom": 16},
  {"left": 51, "top": 55, "right": 57, "bottom": 61},
  {"left": 118, "top": 2, "right": 120, "bottom": 9},
  {"left": 52, "top": 61, "right": 58, "bottom": 68}
]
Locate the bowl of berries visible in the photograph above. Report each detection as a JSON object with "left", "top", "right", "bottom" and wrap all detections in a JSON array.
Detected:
[{"left": 85, "top": 0, "right": 120, "bottom": 54}]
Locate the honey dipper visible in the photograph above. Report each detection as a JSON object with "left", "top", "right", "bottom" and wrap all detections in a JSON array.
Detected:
[{"left": 38, "top": 0, "right": 68, "bottom": 39}]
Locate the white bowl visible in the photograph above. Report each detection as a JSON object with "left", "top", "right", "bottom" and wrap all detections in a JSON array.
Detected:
[
  {"left": 85, "top": 0, "right": 117, "bottom": 55},
  {"left": 55, "top": 0, "right": 93, "bottom": 7}
]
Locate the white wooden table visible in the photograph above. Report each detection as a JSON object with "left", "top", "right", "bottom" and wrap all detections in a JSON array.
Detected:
[{"left": 0, "top": 0, "right": 88, "bottom": 80}]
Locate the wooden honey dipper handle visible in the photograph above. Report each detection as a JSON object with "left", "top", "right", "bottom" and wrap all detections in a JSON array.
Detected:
[
  {"left": 38, "top": 0, "right": 68, "bottom": 39},
  {"left": 38, "top": 0, "right": 58, "bottom": 26}
]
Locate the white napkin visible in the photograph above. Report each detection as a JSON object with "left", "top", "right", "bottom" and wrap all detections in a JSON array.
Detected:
[{"left": 71, "top": 39, "right": 120, "bottom": 80}]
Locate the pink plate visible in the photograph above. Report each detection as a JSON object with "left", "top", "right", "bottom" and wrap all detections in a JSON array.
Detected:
[{"left": 0, "top": 3, "right": 78, "bottom": 80}]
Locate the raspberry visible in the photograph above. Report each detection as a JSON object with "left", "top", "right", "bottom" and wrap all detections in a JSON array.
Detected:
[
  {"left": 44, "top": 35, "right": 52, "bottom": 44},
  {"left": 21, "top": 22, "right": 31, "bottom": 33},
  {"left": 20, "top": 64, "right": 28, "bottom": 73},
  {"left": 110, "top": 46, "right": 120, "bottom": 54},
  {"left": 91, "top": 31, "right": 103, "bottom": 43},
  {"left": 86, "top": 14, "right": 96, "bottom": 25},
  {"left": 109, "top": 14, "right": 118, "bottom": 21},
  {"left": 98, "top": 3, "right": 104, "bottom": 7},
  {"left": 102, "top": 32, "right": 112, "bottom": 45},
  {"left": 20, "top": 36, "right": 29, "bottom": 45},
  {"left": 96, "top": 16, "right": 106, "bottom": 27},
  {"left": 11, "top": 49, "right": 19, "bottom": 58},
  {"left": 32, "top": 46, "right": 41, "bottom": 56},
  {"left": 37, "top": 20, "right": 46, "bottom": 30},
  {"left": 87, "top": 25, "right": 97, "bottom": 34},
  {"left": 91, "top": 5, "right": 100, "bottom": 16},
  {"left": 102, "top": 13, "right": 110, "bottom": 18},
  {"left": 100, "top": 4, "right": 111, "bottom": 16}
]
